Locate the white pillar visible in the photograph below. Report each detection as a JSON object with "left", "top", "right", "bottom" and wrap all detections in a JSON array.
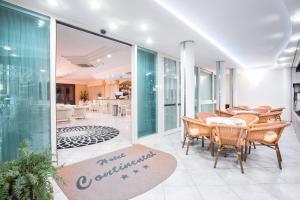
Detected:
[
  {"left": 230, "top": 68, "right": 237, "bottom": 107},
  {"left": 180, "top": 41, "right": 195, "bottom": 140},
  {"left": 131, "top": 45, "right": 138, "bottom": 144},
  {"left": 216, "top": 61, "right": 227, "bottom": 110},
  {"left": 157, "top": 53, "right": 165, "bottom": 134}
]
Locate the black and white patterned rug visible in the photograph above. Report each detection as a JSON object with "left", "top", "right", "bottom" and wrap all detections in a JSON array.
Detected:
[{"left": 57, "top": 125, "right": 119, "bottom": 149}]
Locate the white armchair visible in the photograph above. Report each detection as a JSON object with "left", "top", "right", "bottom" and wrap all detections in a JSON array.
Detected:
[
  {"left": 73, "top": 106, "right": 87, "bottom": 119},
  {"left": 56, "top": 105, "right": 73, "bottom": 122}
]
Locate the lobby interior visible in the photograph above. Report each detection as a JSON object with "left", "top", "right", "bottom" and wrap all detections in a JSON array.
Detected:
[{"left": 1, "top": 0, "right": 300, "bottom": 200}]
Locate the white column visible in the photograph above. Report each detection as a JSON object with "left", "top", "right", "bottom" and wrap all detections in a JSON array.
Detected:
[
  {"left": 131, "top": 45, "right": 138, "bottom": 144},
  {"left": 230, "top": 68, "right": 237, "bottom": 107},
  {"left": 50, "top": 17, "right": 57, "bottom": 164},
  {"left": 180, "top": 41, "right": 195, "bottom": 140},
  {"left": 216, "top": 61, "right": 227, "bottom": 110}
]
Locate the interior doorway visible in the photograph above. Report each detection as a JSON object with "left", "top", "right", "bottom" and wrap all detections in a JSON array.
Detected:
[{"left": 55, "top": 22, "right": 133, "bottom": 165}]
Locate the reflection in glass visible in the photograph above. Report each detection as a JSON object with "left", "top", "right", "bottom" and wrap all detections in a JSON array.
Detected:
[
  {"left": 137, "top": 48, "right": 157, "bottom": 137},
  {"left": 0, "top": 2, "right": 51, "bottom": 161},
  {"left": 164, "top": 58, "right": 177, "bottom": 131}
]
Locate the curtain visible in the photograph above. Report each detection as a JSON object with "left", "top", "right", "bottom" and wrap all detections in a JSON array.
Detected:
[
  {"left": 164, "top": 58, "right": 177, "bottom": 131},
  {"left": 0, "top": 2, "right": 51, "bottom": 162},
  {"left": 137, "top": 48, "right": 157, "bottom": 137}
]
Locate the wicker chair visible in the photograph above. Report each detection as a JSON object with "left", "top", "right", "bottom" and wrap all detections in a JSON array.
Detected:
[
  {"left": 258, "top": 110, "right": 283, "bottom": 123},
  {"left": 197, "top": 112, "right": 218, "bottom": 122},
  {"left": 270, "top": 108, "right": 285, "bottom": 120},
  {"left": 212, "top": 124, "right": 247, "bottom": 173},
  {"left": 182, "top": 116, "right": 213, "bottom": 155},
  {"left": 246, "top": 122, "right": 290, "bottom": 169},
  {"left": 215, "top": 109, "right": 234, "bottom": 117},
  {"left": 257, "top": 105, "right": 272, "bottom": 110},
  {"left": 231, "top": 114, "right": 259, "bottom": 126}
]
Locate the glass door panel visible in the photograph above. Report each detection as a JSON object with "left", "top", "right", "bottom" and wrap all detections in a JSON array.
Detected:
[
  {"left": 0, "top": 2, "right": 51, "bottom": 161},
  {"left": 199, "top": 69, "right": 215, "bottom": 113},
  {"left": 164, "top": 58, "right": 177, "bottom": 131},
  {"left": 137, "top": 48, "right": 157, "bottom": 137}
]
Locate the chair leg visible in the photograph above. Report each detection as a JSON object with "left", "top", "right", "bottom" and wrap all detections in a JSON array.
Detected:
[
  {"left": 182, "top": 135, "right": 187, "bottom": 148},
  {"left": 248, "top": 142, "right": 252, "bottom": 154},
  {"left": 253, "top": 142, "right": 256, "bottom": 149},
  {"left": 214, "top": 145, "right": 221, "bottom": 168},
  {"left": 186, "top": 138, "right": 191, "bottom": 155},
  {"left": 238, "top": 148, "right": 244, "bottom": 174},
  {"left": 275, "top": 144, "right": 282, "bottom": 169},
  {"left": 244, "top": 144, "right": 248, "bottom": 162},
  {"left": 210, "top": 142, "right": 215, "bottom": 157},
  {"left": 202, "top": 136, "right": 204, "bottom": 148}
]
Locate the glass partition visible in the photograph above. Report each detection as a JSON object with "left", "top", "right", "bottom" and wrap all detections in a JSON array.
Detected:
[
  {"left": 137, "top": 48, "right": 157, "bottom": 137},
  {"left": 194, "top": 67, "right": 216, "bottom": 114},
  {"left": 0, "top": 2, "right": 51, "bottom": 161},
  {"left": 164, "top": 58, "right": 177, "bottom": 131}
]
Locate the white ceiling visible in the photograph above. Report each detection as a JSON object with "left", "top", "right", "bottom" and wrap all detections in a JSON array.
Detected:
[
  {"left": 6, "top": 0, "right": 300, "bottom": 69},
  {"left": 56, "top": 24, "right": 131, "bottom": 82}
]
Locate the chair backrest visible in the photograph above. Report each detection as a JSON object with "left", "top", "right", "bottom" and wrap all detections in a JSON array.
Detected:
[
  {"left": 197, "top": 112, "right": 218, "bottom": 122},
  {"left": 182, "top": 116, "right": 211, "bottom": 137},
  {"left": 231, "top": 114, "right": 259, "bottom": 126},
  {"left": 257, "top": 105, "right": 272, "bottom": 110},
  {"left": 236, "top": 105, "right": 249, "bottom": 110},
  {"left": 248, "top": 121, "right": 290, "bottom": 144},
  {"left": 270, "top": 107, "right": 285, "bottom": 112},
  {"left": 259, "top": 110, "right": 283, "bottom": 123},
  {"left": 212, "top": 124, "right": 246, "bottom": 147},
  {"left": 215, "top": 109, "right": 234, "bottom": 117}
]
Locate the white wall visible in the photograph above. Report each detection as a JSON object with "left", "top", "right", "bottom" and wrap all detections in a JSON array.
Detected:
[{"left": 236, "top": 67, "right": 292, "bottom": 121}]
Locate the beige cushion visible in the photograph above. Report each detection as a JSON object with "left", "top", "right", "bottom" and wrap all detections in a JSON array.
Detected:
[{"left": 263, "top": 131, "right": 277, "bottom": 143}]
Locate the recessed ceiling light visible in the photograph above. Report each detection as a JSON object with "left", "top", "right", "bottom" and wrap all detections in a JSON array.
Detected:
[
  {"left": 108, "top": 23, "right": 118, "bottom": 30},
  {"left": 107, "top": 54, "right": 112, "bottom": 58},
  {"left": 140, "top": 24, "right": 148, "bottom": 31},
  {"left": 38, "top": 20, "right": 45, "bottom": 27},
  {"left": 89, "top": 0, "right": 100, "bottom": 10},
  {"left": 146, "top": 37, "right": 153, "bottom": 44},
  {"left": 48, "top": 0, "right": 58, "bottom": 7},
  {"left": 291, "top": 12, "right": 300, "bottom": 23},
  {"left": 3, "top": 46, "right": 11, "bottom": 51},
  {"left": 278, "top": 57, "right": 291, "bottom": 61},
  {"left": 97, "top": 58, "right": 101, "bottom": 63},
  {"left": 290, "top": 34, "right": 300, "bottom": 41}
]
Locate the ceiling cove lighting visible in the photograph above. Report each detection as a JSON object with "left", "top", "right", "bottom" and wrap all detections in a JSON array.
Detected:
[
  {"left": 89, "top": 0, "right": 101, "bottom": 10},
  {"left": 290, "top": 34, "right": 300, "bottom": 42},
  {"left": 47, "top": 0, "right": 58, "bottom": 7},
  {"left": 153, "top": 0, "right": 246, "bottom": 68},
  {"left": 278, "top": 57, "right": 291, "bottom": 61},
  {"left": 284, "top": 47, "right": 297, "bottom": 53},
  {"left": 291, "top": 12, "right": 300, "bottom": 23}
]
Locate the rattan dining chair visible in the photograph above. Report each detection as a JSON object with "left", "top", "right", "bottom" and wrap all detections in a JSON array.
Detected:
[
  {"left": 246, "top": 121, "right": 290, "bottom": 169},
  {"left": 257, "top": 105, "right": 272, "bottom": 110},
  {"left": 258, "top": 110, "right": 283, "bottom": 123},
  {"left": 215, "top": 109, "right": 234, "bottom": 117},
  {"left": 212, "top": 124, "right": 247, "bottom": 173},
  {"left": 231, "top": 114, "right": 259, "bottom": 126},
  {"left": 182, "top": 116, "right": 213, "bottom": 155},
  {"left": 197, "top": 112, "right": 218, "bottom": 147}
]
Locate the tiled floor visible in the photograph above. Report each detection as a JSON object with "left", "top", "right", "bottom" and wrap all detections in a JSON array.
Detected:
[{"left": 53, "top": 123, "right": 300, "bottom": 200}]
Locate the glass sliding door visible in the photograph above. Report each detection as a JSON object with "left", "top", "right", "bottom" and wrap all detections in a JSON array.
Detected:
[
  {"left": 0, "top": 2, "right": 51, "bottom": 161},
  {"left": 137, "top": 48, "right": 157, "bottom": 137},
  {"left": 178, "top": 62, "right": 181, "bottom": 127},
  {"left": 194, "top": 67, "right": 199, "bottom": 116},
  {"left": 164, "top": 58, "right": 177, "bottom": 131},
  {"left": 199, "top": 69, "right": 216, "bottom": 113}
]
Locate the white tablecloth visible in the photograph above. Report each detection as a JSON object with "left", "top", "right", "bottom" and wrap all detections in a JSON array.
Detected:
[{"left": 206, "top": 117, "right": 246, "bottom": 126}]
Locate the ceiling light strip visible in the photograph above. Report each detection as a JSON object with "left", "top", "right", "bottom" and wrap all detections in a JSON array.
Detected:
[{"left": 153, "top": 0, "right": 246, "bottom": 67}]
